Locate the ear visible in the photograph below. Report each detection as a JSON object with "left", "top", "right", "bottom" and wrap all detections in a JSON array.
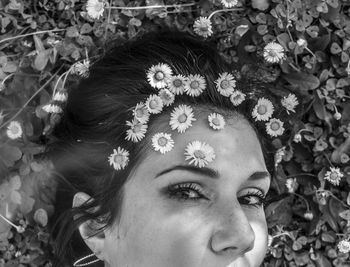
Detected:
[{"left": 72, "top": 192, "right": 108, "bottom": 262}]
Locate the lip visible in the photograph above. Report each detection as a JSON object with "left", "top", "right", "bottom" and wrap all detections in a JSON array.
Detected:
[{"left": 226, "top": 257, "right": 251, "bottom": 267}]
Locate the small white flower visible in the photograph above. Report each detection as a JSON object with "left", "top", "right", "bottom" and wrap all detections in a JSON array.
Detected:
[
  {"left": 193, "top": 17, "right": 213, "bottom": 38},
  {"left": 6, "top": 121, "right": 22, "bottom": 139},
  {"left": 53, "top": 92, "right": 68, "bottom": 102},
  {"left": 167, "top": 75, "right": 187, "bottom": 95},
  {"left": 125, "top": 119, "right": 148, "bottom": 143},
  {"left": 185, "top": 140, "right": 216, "bottom": 168},
  {"left": 303, "top": 211, "right": 313, "bottom": 220},
  {"left": 338, "top": 239, "right": 350, "bottom": 254},
  {"left": 296, "top": 38, "right": 307, "bottom": 48},
  {"left": 169, "top": 104, "right": 196, "bottom": 133},
  {"left": 71, "top": 59, "right": 90, "bottom": 77},
  {"left": 230, "top": 90, "right": 246, "bottom": 106},
  {"left": 86, "top": 0, "right": 105, "bottom": 19},
  {"left": 215, "top": 72, "right": 236, "bottom": 97},
  {"left": 252, "top": 98, "right": 274, "bottom": 121},
  {"left": 145, "top": 94, "right": 164, "bottom": 114},
  {"left": 184, "top": 74, "right": 206, "bottom": 97},
  {"left": 151, "top": 132, "right": 175, "bottom": 154},
  {"left": 221, "top": 0, "right": 238, "bottom": 8},
  {"left": 274, "top": 147, "right": 286, "bottom": 167},
  {"left": 266, "top": 118, "right": 285, "bottom": 137},
  {"left": 267, "top": 235, "right": 273, "bottom": 247},
  {"left": 132, "top": 102, "right": 150, "bottom": 124},
  {"left": 263, "top": 42, "right": 286, "bottom": 64},
  {"left": 293, "top": 133, "right": 302, "bottom": 143},
  {"left": 324, "top": 167, "right": 344, "bottom": 186},
  {"left": 285, "top": 178, "right": 298, "bottom": 193},
  {"left": 146, "top": 63, "right": 173, "bottom": 89},
  {"left": 208, "top": 113, "right": 226, "bottom": 130},
  {"left": 158, "top": 89, "right": 175, "bottom": 106},
  {"left": 281, "top": 93, "right": 299, "bottom": 114},
  {"left": 42, "top": 104, "right": 63, "bottom": 114},
  {"left": 108, "top": 147, "right": 129, "bottom": 170}
]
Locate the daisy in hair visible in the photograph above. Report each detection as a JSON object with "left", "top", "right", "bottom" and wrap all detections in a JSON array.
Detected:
[
  {"left": 263, "top": 42, "right": 286, "bottom": 64},
  {"left": 42, "top": 103, "right": 63, "bottom": 114},
  {"left": 53, "top": 91, "right": 68, "bottom": 102},
  {"left": 145, "top": 94, "right": 164, "bottom": 114},
  {"left": 184, "top": 74, "right": 206, "bottom": 97},
  {"left": 167, "top": 75, "right": 187, "bottom": 95},
  {"left": 158, "top": 89, "right": 175, "bottom": 106},
  {"left": 193, "top": 17, "right": 213, "bottom": 38},
  {"left": 184, "top": 141, "right": 216, "bottom": 168},
  {"left": 6, "top": 121, "right": 23, "bottom": 140},
  {"left": 125, "top": 119, "right": 148, "bottom": 143},
  {"left": 108, "top": 147, "right": 129, "bottom": 170},
  {"left": 265, "top": 118, "right": 285, "bottom": 137},
  {"left": 146, "top": 63, "right": 173, "bottom": 89},
  {"left": 208, "top": 113, "right": 226, "bottom": 130},
  {"left": 252, "top": 97, "right": 274, "bottom": 121},
  {"left": 86, "top": 0, "right": 105, "bottom": 20},
  {"left": 215, "top": 72, "right": 236, "bottom": 97},
  {"left": 221, "top": 0, "right": 238, "bottom": 8},
  {"left": 281, "top": 93, "right": 299, "bottom": 114},
  {"left": 324, "top": 167, "right": 344, "bottom": 186},
  {"left": 230, "top": 90, "right": 246, "bottom": 106},
  {"left": 133, "top": 102, "right": 150, "bottom": 124},
  {"left": 169, "top": 104, "right": 196, "bottom": 133},
  {"left": 151, "top": 132, "right": 175, "bottom": 154}
]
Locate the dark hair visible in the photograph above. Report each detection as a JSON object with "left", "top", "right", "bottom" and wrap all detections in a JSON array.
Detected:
[{"left": 46, "top": 30, "right": 283, "bottom": 266}]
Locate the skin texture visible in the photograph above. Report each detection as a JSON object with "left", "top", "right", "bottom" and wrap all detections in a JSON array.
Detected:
[{"left": 74, "top": 113, "right": 271, "bottom": 267}]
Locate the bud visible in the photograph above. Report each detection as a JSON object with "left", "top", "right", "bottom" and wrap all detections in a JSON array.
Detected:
[
  {"left": 285, "top": 178, "right": 298, "bottom": 193},
  {"left": 267, "top": 234, "right": 273, "bottom": 247},
  {"left": 304, "top": 211, "right": 313, "bottom": 220},
  {"left": 293, "top": 133, "right": 302, "bottom": 143},
  {"left": 297, "top": 38, "right": 307, "bottom": 48},
  {"left": 334, "top": 112, "right": 342, "bottom": 120}
]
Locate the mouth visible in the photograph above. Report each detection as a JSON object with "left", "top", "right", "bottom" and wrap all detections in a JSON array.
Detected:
[{"left": 226, "top": 257, "right": 251, "bottom": 267}]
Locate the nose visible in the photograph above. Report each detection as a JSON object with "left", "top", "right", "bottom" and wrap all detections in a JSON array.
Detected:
[{"left": 210, "top": 201, "right": 255, "bottom": 259}]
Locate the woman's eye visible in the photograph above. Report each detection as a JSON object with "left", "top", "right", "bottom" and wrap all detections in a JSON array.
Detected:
[
  {"left": 166, "top": 183, "right": 206, "bottom": 201},
  {"left": 239, "top": 191, "right": 267, "bottom": 208}
]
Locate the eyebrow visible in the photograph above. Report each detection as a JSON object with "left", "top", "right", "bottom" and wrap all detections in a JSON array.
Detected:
[{"left": 155, "top": 165, "right": 271, "bottom": 182}]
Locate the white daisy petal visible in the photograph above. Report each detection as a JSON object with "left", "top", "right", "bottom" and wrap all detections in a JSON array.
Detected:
[
  {"left": 42, "top": 104, "right": 63, "bottom": 114},
  {"left": 86, "top": 0, "right": 105, "bottom": 20},
  {"left": 215, "top": 72, "right": 236, "bottom": 97},
  {"left": 108, "top": 147, "right": 129, "bottom": 170},
  {"left": 252, "top": 97, "right": 274, "bottom": 121},
  {"left": 169, "top": 104, "right": 196, "bottom": 133},
  {"left": 146, "top": 63, "right": 173, "bottom": 89},
  {"left": 208, "top": 113, "right": 226, "bottom": 130},
  {"left": 338, "top": 240, "right": 350, "bottom": 253},
  {"left": 281, "top": 93, "right": 299, "bottom": 114},
  {"left": 221, "top": 0, "right": 238, "bottom": 8},
  {"left": 193, "top": 17, "right": 213, "bottom": 38},
  {"left": 6, "top": 121, "right": 23, "bottom": 139},
  {"left": 265, "top": 118, "right": 285, "bottom": 137},
  {"left": 167, "top": 75, "right": 187, "bottom": 95},
  {"left": 184, "top": 74, "right": 206, "bottom": 97},
  {"left": 71, "top": 59, "right": 90, "bottom": 77},
  {"left": 151, "top": 132, "right": 175, "bottom": 154},
  {"left": 230, "top": 90, "right": 246, "bottom": 106},
  {"left": 145, "top": 94, "right": 164, "bottom": 114},
  {"left": 125, "top": 119, "right": 148, "bottom": 143},
  {"left": 53, "top": 92, "right": 68, "bottom": 102},
  {"left": 158, "top": 89, "right": 175, "bottom": 106},
  {"left": 263, "top": 42, "right": 286, "bottom": 64},
  {"left": 133, "top": 102, "right": 150, "bottom": 123},
  {"left": 184, "top": 140, "right": 216, "bottom": 168},
  {"left": 324, "top": 167, "right": 344, "bottom": 186}
]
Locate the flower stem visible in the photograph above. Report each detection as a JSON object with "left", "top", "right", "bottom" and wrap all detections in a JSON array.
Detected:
[
  {"left": 0, "top": 29, "right": 65, "bottom": 45},
  {"left": 290, "top": 192, "right": 310, "bottom": 211},
  {"left": 109, "top": 3, "right": 196, "bottom": 10},
  {"left": 208, "top": 8, "right": 243, "bottom": 20},
  {"left": 0, "top": 213, "right": 20, "bottom": 232}
]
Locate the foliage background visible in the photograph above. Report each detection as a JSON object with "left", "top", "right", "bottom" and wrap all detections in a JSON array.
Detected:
[{"left": 0, "top": 0, "right": 350, "bottom": 266}]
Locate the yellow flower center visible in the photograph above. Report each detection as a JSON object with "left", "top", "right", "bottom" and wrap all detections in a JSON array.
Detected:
[
  {"left": 257, "top": 105, "right": 267, "bottom": 115},
  {"left": 270, "top": 121, "right": 280, "bottom": 131},
  {"left": 133, "top": 124, "right": 142, "bottom": 133},
  {"left": 212, "top": 118, "right": 220, "bottom": 126},
  {"left": 135, "top": 108, "right": 144, "bottom": 118},
  {"left": 200, "top": 26, "right": 209, "bottom": 32},
  {"left": 155, "top": 71, "right": 165, "bottom": 81},
  {"left": 330, "top": 172, "right": 338, "bottom": 180},
  {"left": 113, "top": 155, "right": 124, "bottom": 164},
  {"left": 10, "top": 126, "right": 20, "bottom": 135},
  {"left": 149, "top": 100, "right": 158, "bottom": 109},
  {"left": 157, "top": 137, "right": 168, "bottom": 147},
  {"left": 190, "top": 81, "right": 200, "bottom": 89},
  {"left": 173, "top": 79, "right": 182, "bottom": 87},
  {"left": 220, "top": 80, "right": 229, "bottom": 89},
  {"left": 194, "top": 150, "right": 206, "bottom": 159},
  {"left": 178, "top": 114, "right": 187, "bottom": 123}
]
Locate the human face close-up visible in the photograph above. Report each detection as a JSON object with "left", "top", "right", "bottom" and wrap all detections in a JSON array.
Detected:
[{"left": 98, "top": 113, "right": 271, "bottom": 267}]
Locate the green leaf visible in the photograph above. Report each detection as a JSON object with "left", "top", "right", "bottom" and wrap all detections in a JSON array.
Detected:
[
  {"left": 33, "top": 34, "right": 44, "bottom": 52},
  {"left": 282, "top": 73, "right": 320, "bottom": 91},
  {"left": 330, "top": 42, "right": 342, "bottom": 54},
  {"left": 0, "top": 144, "right": 22, "bottom": 167},
  {"left": 33, "top": 50, "right": 49, "bottom": 71},
  {"left": 313, "top": 94, "right": 326, "bottom": 120}
]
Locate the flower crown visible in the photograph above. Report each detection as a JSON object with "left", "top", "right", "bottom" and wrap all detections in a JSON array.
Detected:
[{"left": 108, "top": 63, "right": 299, "bottom": 171}]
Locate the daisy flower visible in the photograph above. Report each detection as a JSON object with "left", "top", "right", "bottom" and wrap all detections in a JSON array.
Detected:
[
  {"left": 86, "top": 0, "right": 105, "bottom": 19},
  {"left": 6, "top": 121, "right": 22, "bottom": 139},
  {"left": 252, "top": 98, "right": 274, "bottom": 121},
  {"left": 167, "top": 75, "right": 187, "bottom": 95},
  {"left": 125, "top": 119, "right": 148, "bottom": 143},
  {"left": 221, "top": 0, "right": 238, "bottom": 8},
  {"left": 71, "top": 59, "right": 90, "bottom": 77},
  {"left": 324, "top": 167, "right": 344, "bottom": 186},
  {"left": 184, "top": 141, "right": 216, "bottom": 168},
  {"left": 281, "top": 93, "right": 299, "bottom": 114},
  {"left": 230, "top": 90, "right": 246, "bottom": 106},
  {"left": 274, "top": 147, "right": 286, "bottom": 167},
  {"left": 215, "top": 72, "right": 236, "bottom": 97},
  {"left": 208, "top": 113, "right": 226, "bottom": 130},
  {"left": 285, "top": 178, "right": 298, "bottom": 193},
  {"left": 108, "top": 147, "right": 129, "bottom": 170},
  {"left": 338, "top": 239, "right": 350, "bottom": 253},
  {"left": 53, "top": 92, "right": 68, "bottom": 102},
  {"left": 169, "top": 104, "right": 196, "bottom": 133},
  {"left": 263, "top": 42, "right": 286, "bottom": 64},
  {"left": 132, "top": 102, "right": 150, "bottom": 124},
  {"left": 145, "top": 94, "right": 164, "bottom": 114},
  {"left": 303, "top": 211, "right": 313, "bottom": 221},
  {"left": 42, "top": 103, "right": 63, "bottom": 114},
  {"left": 151, "top": 132, "right": 175, "bottom": 154},
  {"left": 146, "top": 63, "right": 173, "bottom": 89},
  {"left": 266, "top": 118, "right": 285, "bottom": 137},
  {"left": 158, "top": 89, "right": 175, "bottom": 106},
  {"left": 184, "top": 74, "right": 206, "bottom": 97},
  {"left": 193, "top": 17, "right": 213, "bottom": 38}
]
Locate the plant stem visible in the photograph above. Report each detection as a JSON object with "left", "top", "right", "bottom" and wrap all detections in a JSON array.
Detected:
[
  {"left": 208, "top": 8, "right": 243, "bottom": 20},
  {"left": 109, "top": 3, "right": 196, "bottom": 10},
  {"left": 0, "top": 29, "right": 65, "bottom": 45}
]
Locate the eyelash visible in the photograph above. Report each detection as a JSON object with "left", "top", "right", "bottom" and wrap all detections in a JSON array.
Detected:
[{"left": 166, "top": 182, "right": 268, "bottom": 208}]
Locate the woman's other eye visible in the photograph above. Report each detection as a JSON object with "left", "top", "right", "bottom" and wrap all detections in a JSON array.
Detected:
[
  {"left": 166, "top": 182, "right": 207, "bottom": 201},
  {"left": 239, "top": 190, "right": 267, "bottom": 208}
]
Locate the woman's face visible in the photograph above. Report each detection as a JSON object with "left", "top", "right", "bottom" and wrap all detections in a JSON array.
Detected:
[{"left": 102, "top": 114, "right": 271, "bottom": 267}]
